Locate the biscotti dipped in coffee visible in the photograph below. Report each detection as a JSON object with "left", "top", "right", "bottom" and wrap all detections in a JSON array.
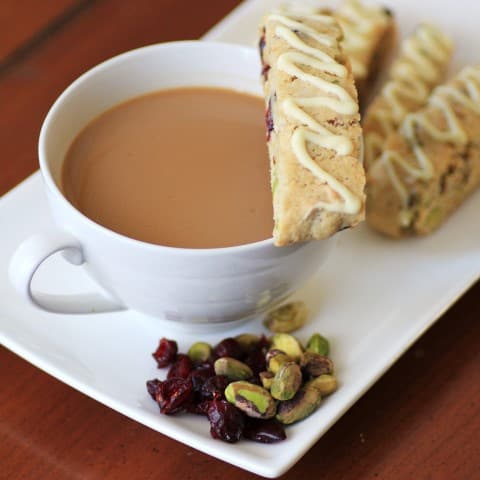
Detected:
[
  {"left": 363, "top": 24, "right": 453, "bottom": 168},
  {"left": 260, "top": 9, "right": 365, "bottom": 246},
  {"left": 367, "top": 66, "right": 480, "bottom": 237},
  {"left": 335, "top": 0, "right": 396, "bottom": 104}
]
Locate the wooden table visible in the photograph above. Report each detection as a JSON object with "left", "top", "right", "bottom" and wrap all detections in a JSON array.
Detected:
[{"left": 1, "top": 1, "right": 479, "bottom": 478}]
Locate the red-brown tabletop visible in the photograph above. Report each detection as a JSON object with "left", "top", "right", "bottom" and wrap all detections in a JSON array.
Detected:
[{"left": 1, "top": 2, "right": 479, "bottom": 479}]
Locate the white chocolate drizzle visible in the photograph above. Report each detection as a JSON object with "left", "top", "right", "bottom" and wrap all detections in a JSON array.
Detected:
[
  {"left": 371, "top": 66, "right": 480, "bottom": 226},
  {"left": 335, "top": 0, "right": 391, "bottom": 78},
  {"left": 365, "top": 24, "right": 453, "bottom": 165},
  {"left": 267, "top": 12, "right": 361, "bottom": 215}
]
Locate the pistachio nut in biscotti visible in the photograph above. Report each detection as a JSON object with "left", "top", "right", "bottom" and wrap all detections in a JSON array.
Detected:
[
  {"left": 259, "top": 7, "right": 365, "bottom": 246},
  {"left": 363, "top": 24, "right": 453, "bottom": 169},
  {"left": 367, "top": 66, "right": 480, "bottom": 237}
]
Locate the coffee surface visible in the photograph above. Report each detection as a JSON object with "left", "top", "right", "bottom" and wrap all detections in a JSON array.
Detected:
[{"left": 62, "top": 87, "right": 273, "bottom": 248}]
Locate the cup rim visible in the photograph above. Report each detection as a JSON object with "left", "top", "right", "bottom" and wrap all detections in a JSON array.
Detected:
[{"left": 38, "top": 40, "right": 285, "bottom": 256}]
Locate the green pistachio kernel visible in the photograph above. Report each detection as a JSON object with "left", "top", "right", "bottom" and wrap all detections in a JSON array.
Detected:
[
  {"left": 270, "top": 333, "right": 304, "bottom": 361},
  {"left": 300, "top": 351, "right": 334, "bottom": 377},
  {"left": 270, "top": 362, "right": 302, "bottom": 401},
  {"left": 225, "top": 381, "right": 277, "bottom": 419},
  {"left": 259, "top": 371, "right": 275, "bottom": 390},
  {"left": 276, "top": 383, "right": 322, "bottom": 425},
  {"left": 214, "top": 357, "right": 253, "bottom": 380},
  {"left": 235, "top": 333, "right": 260, "bottom": 355},
  {"left": 308, "top": 374, "right": 338, "bottom": 396},
  {"left": 266, "top": 349, "right": 291, "bottom": 374},
  {"left": 264, "top": 301, "right": 308, "bottom": 333},
  {"left": 424, "top": 206, "right": 444, "bottom": 231},
  {"left": 187, "top": 341, "right": 212, "bottom": 364},
  {"left": 306, "top": 333, "right": 330, "bottom": 356}
]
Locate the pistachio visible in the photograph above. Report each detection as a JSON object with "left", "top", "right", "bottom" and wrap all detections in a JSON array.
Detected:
[
  {"left": 235, "top": 333, "right": 260, "bottom": 354},
  {"left": 266, "top": 349, "right": 291, "bottom": 374},
  {"left": 300, "top": 352, "right": 334, "bottom": 377},
  {"left": 270, "top": 362, "right": 302, "bottom": 401},
  {"left": 214, "top": 357, "right": 253, "bottom": 380},
  {"left": 270, "top": 333, "right": 303, "bottom": 361},
  {"left": 308, "top": 374, "right": 337, "bottom": 396},
  {"left": 263, "top": 301, "right": 308, "bottom": 333},
  {"left": 187, "top": 341, "right": 212, "bottom": 364},
  {"left": 259, "top": 371, "right": 274, "bottom": 390},
  {"left": 306, "top": 333, "right": 330, "bottom": 356},
  {"left": 225, "top": 381, "right": 277, "bottom": 419},
  {"left": 424, "top": 206, "right": 444, "bottom": 231},
  {"left": 276, "top": 383, "right": 322, "bottom": 424},
  {"left": 271, "top": 170, "right": 279, "bottom": 195}
]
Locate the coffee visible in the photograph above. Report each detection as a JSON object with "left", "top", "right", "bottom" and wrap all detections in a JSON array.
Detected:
[{"left": 62, "top": 87, "right": 273, "bottom": 248}]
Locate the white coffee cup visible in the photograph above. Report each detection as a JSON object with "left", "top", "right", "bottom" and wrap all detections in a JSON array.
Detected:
[{"left": 8, "top": 41, "right": 331, "bottom": 325}]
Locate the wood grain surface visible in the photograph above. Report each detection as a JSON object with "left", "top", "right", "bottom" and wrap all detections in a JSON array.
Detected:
[
  {"left": 0, "top": 0, "right": 84, "bottom": 61},
  {"left": 1, "top": 1, "right": 479, "bottom": 479}
]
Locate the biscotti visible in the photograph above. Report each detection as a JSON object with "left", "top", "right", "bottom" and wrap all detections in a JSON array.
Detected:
[
  {"left": 259, "top": 9, "right": 365, "bottom": 246},
  {"left": 363, "top": 24, "right": 453, "bottom": 168},
  {"left": 367, "top": 66, "right": 480, "bottom": 237},
  {"left": 335, "top": 0, "right": 396, "bottom": 104}
]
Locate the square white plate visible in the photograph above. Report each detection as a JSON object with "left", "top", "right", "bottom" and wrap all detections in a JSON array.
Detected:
[{"left": 1, "top": 1, "right": 480, "bottom": 477}]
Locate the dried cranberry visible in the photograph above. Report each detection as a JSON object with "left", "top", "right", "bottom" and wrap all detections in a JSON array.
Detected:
[
  {"left": 243, "top": 418, "right": 286, "bottom": 443},
  {"left": 195, "top": 361, "right": 215, "bottom": 375},
  {"left": 152, "top": 337, "right": 177, "bottom": 368},
  {"left": 201, "top": 375, "right": 230, "bottom": 401},
  {"left": 146, "top": 379, "right": 162, "bottom": 400},
  {"left": 265, "top": 98, "right": 274, "bottom": 141},
  {"left": 258, "top": 28, "right": 266, "bottom": 61},
  {"left": 262, "top": 63, "right": 271, "bottom": 81},
  {"left": 212, "top": 338, "right": 243, "bottom": 360},
  {"left": 244, "top": 335, "right": 270, "bottom": 375},
  {"left": 247, "top": 375, "right": 262, "bottom": 386},
  {"left": 187, "top": 400, "right": 211, "bottom": 416},
  {"left": 167, "top": 354, "right": 193, "bottom": 379},
  {"left": 189, "top": 364, "right": 215, "bottom": 393},
  {"left": 155, "top": 377, "right": 193, "bottom": 415},
  {"left": 244, "top": 348, "right": 267, "bottom": 376},
  {"left": 207, "top": 399, "right": 245, "bottom": 443},
  {"left": 257, "top": 334, "right": 271, "bottom": 350}
]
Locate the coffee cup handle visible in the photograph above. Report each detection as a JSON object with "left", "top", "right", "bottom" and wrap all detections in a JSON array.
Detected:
[{"left": 9, "top": 232, "right": 125, "bottom": 314}]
